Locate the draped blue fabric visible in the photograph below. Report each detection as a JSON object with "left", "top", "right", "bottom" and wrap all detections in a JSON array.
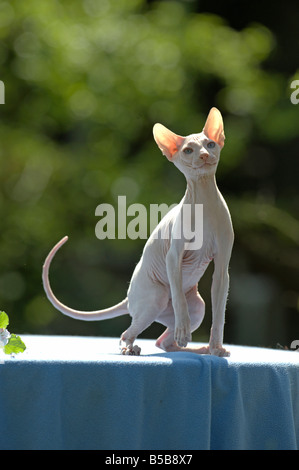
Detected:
[{"left": 0, "top": 336, "right": 298, "bottom": 450}]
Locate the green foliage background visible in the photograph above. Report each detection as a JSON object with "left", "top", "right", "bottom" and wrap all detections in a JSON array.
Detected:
[{"left": 0, "top": 0, "right": 298, "bottom": 348}]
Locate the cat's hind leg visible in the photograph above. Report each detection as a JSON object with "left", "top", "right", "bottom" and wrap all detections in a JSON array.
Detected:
[
  {"left": 120, "top": 323, "right": 142, "bottom": 356},
  {"left": 155, "top": 328, "right": 209, "bottom": 354},
  {"left": 120, "top": 282, "right": 169, "bottom": 355}
]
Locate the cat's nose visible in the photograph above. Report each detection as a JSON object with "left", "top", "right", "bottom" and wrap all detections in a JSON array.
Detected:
[{"left": 200, "top": 153, "right": 209, "bottom": 161}]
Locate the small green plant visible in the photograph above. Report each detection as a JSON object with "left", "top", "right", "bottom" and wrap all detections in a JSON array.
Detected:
[{"left": 0, "top": 311, "right": 26, "bottom": 355}]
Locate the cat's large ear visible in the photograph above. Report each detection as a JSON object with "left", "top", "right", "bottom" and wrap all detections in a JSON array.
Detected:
[
  {"left": 203, "top": 108, "right": 225, "bottom": 148},
  {"left": 153, "top": 123, "right": 184, "bottom": 160}
]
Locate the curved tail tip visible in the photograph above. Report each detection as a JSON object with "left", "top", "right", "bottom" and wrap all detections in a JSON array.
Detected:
[
  {"left": 57, "top": 235, "right": 69, "bottom": 249},
  {"left": 43, "top": 235, "right": 69, "bottom": 272},
  {"left": 51, "top": 235, "right": 69, "bottom": 254}
]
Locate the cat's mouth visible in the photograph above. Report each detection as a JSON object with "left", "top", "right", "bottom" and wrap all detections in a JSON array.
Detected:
[{"left": 192, "top": 162, "right": 216, "bottom": 169}]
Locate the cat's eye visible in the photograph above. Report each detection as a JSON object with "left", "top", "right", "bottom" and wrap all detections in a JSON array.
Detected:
[
  {"left": 183, "top": 147, "right": 193, "bottom": 154},
  {"left": 207, "top": 141, "right": 216, "bottom": 149}
]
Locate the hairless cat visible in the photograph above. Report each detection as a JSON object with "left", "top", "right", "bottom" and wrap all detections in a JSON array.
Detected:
[{"left": 43, "top": 107, "right": 234, "bottom": 356}]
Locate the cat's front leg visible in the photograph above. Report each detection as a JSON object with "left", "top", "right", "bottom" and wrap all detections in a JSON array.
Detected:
[
  {"left": 166, "top": 240, "right": 191, "bottom": 347},
  {"left": 174, "top": 300, "right": 191, "bottom": 347},
  {"left": 209, "top": 248, "right": 232, "bottom": 357}
]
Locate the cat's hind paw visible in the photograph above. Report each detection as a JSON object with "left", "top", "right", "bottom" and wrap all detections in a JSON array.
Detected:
[{"left": 121, "top": 345, "right": 141, "bottom": 356}]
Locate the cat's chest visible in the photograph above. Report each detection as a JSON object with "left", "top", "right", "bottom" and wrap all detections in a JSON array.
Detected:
[
  {"left": 178, "top": 235, "right": 216, "bottom": 294},
  {"left": 182, "top": 235, "right": 215, "bottom": 271}
]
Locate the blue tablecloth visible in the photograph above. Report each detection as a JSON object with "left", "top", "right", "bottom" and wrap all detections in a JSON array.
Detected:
[{"left": 0, "top": 335, "right": 298, "bottom": 450}]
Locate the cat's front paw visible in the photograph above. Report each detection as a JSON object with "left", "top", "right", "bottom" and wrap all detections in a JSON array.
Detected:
[
  {"left": 209, "top": 345, "right": 230, "bottom": 357},
  {"left": 175, "top": 322, "right": 191, "bottom": 347}
]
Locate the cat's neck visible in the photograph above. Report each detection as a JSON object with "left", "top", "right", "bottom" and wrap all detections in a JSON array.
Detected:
[{"left": 184, "top": 173, "right": 219, "bottom": 205}]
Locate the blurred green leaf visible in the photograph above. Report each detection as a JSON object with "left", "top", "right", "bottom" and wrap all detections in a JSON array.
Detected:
[
  {"left": 0, "top": 311, "right": 9, "bottom": 329},
  {"left": 4, "top": 334, "right": 26, "bottom": 355}
]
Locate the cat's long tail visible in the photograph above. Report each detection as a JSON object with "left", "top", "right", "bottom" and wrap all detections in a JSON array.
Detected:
[{"left": 42, "top": 236, "right": 129, "bottom": 321}]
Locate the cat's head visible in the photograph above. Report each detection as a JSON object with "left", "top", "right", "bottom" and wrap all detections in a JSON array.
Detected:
[{"left": 153, "top": 107, "right": 225, "bottom": 179}]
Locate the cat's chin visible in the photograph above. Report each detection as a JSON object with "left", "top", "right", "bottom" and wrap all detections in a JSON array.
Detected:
[{"left": 191, "top": 164, "right": 217, "bottom": 177}]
